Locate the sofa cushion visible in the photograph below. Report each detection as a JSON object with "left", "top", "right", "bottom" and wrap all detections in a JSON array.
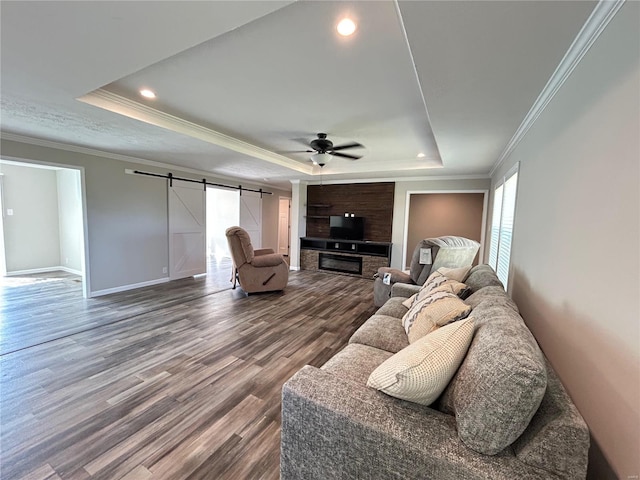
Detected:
[
  {"left": 464, "top": 285, "right": 519, "bottom": 313},
  {"left": 464, "top": 264, "right": 504, "bottom": 292},
  {"left": 402, "top": 292, "right": 471, "bottom": 343},
  {"left": 322, "top": 343, "right": 393, "bottom": 385},
  {"left": 367, "top": 318, "right": 474, "bottom": 406},
  {"left": 376, "top": 297, "right": 409, "bottom": 319},
  {"left": 439, "top": 300, "right": 547, "bottom": 455},
  {"left": 349, "top": 315, "right": 409, "bottom": 353},
  {"left": 512, "top": 358, "right": 589, "bottom": 479}
]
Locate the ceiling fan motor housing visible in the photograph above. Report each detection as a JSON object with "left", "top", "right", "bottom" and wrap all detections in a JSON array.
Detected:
[{"left": 310, "top": 133, "right": 333, "bottom": 153}]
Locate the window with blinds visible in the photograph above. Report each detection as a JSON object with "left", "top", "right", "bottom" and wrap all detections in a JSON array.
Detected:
[{"left": 489, "top": 167, "right": 519, "bottom": 288}]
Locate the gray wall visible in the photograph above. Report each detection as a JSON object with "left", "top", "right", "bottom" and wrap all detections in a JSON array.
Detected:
[
  {"left": 0, "top": 140, "right": 290, "bottom": 294},
  {"left": 490, "top": 4, "right": 639, "bottom": 478},
  {"left": 1, "top": 163, "right": 61, "bottom": 271},
  {"left": 56, "top": 168, "right": 83, "bottom": 272}
]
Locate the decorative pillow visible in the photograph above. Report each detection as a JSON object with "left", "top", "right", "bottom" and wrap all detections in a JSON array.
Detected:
[
  {"left": 402, "top": 280, "right": 471, "bottom": 309},
  {"left": 421, "top": 270, "right": 451, "bottom": 292},
  {"left": 367, "top": 318, "right": 475, "bottom": 406},
  {"left": 423, "top": 265, "right": 472, "bottom": 286},
  {"left": 402, "top": 291, "right": 472, "bottom": 343}
]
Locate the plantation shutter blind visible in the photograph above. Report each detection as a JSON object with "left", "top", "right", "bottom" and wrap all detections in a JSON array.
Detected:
[
  {"left": 488, "top": 184, "right": 503, "bottom": 269},
  {"left": 496, "top": 172, "right": 518, "bottom": 286}
]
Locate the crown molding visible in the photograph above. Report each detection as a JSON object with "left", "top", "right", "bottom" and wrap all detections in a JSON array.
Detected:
[
  {"left": 305, "top": 174, "right": 490, "bottom": 185},
  {"left": 489, "top": 0, "right": 625, "bottom": 177},
  {"left": 78, "top": 89, "right": 313, "bottom": 175},
  {"left": 0, "top": 131, "right": 279, "bottom": 190}
]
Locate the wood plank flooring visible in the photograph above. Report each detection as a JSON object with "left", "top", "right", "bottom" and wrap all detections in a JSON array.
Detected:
[
  {"left": 0, "top": 269, "right": 377, "bottom": 480},
  {"left": 0, "top": 258, "right": 234, "bottom": 355}
]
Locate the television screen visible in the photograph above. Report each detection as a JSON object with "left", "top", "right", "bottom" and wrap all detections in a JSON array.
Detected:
[{"left": 329, "top": 216, "right": 365, "bottom": 240}]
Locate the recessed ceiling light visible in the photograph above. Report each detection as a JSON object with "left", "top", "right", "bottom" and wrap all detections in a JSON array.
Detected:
[
  {"left": 417, "top": 152, "right": 426, "bottom": 158},
  {"left": 337, "top": 18, "right": 356, "bottom": 36},
  {"left": 140, "top": 89, "right": 156, "bottom": 99}
]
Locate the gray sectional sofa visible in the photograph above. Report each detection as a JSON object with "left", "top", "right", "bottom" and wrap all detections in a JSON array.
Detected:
[{"left": 281, "top": 265, "right": 589, "bottom": 479}]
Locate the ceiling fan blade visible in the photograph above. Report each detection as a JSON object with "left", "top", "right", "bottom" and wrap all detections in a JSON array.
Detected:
[
  {"left": 331, "top": 141, "right": 363, "bottom": 151},
  {"left": 292, "top": 137, "right": 314, "bottom": 148},
  {"left": 332, "top": 152, "right": 362, "bottom": 160},
  {"left": 280, "top": 149, "right": 314, "bottom": 154}
]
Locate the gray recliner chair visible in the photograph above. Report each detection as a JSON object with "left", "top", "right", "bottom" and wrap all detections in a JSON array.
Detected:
[{"left": 373, "top": 236, "right": 480, "bottom": 306}]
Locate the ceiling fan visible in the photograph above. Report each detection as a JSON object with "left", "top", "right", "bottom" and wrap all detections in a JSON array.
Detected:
[{"left": 292, "top": 133, "right": 364, "bottom": 167}]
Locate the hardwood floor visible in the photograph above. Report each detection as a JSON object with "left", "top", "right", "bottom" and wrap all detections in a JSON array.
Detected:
[
  {"left": 0, "top": 258, "right": 234, "bottom": 355},
  {"left": 0, "top": 269, "right": 377, "bottom": 479}
]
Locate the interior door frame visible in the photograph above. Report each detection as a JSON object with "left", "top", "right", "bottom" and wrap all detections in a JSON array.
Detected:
[
  {"left": 402, "top": 189, "right": 489, "bottom": 270},
  {"left": 0, "top": 157, "right": 91, "bottom": 298},
  {"left": 277, "top": 196, "right": 291, "bottom": 257}
]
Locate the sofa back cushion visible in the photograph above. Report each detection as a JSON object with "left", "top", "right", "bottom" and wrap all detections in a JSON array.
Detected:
[
  {"left": 512, "top": 358, "right": 589, "bottom": 479},
  {"left": 464, "top": 285, "right": 519, "bottom": 312},
  {"left": 464, "top": 264, "right": 505, "bottom": 292},
  {"left": 438, "top": 287, "right": 547, "bottom": 455}
]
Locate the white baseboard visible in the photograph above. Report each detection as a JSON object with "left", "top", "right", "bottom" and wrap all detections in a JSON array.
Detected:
[
  {"left": 6, "top": 266, "right": 81, "bottom": 276},
  {"left": 59, "top": 266, "right": 83, "bottom": 276},
  {"left": 91, "top": 277, "right": 169, "bottom": 297}
]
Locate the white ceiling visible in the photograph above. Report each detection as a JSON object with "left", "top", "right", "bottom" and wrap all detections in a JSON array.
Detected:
[{"left": 1, "top": 1, "right": 596, "bottom": 190}]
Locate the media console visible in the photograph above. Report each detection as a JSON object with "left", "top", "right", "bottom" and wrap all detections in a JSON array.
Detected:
[{"left": 300, "top": 237, "right": 392, "bottom": 279}]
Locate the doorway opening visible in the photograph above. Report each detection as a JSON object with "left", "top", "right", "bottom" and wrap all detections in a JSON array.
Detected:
[
  {"left": 278, "top": 197, "right": 291, "bottom": 258},
  {"left": 0, "top": 159, "right": 89, "bottom": 298},
  {"left": 206, "top": 186, "right": 240, "bottom": 275}
]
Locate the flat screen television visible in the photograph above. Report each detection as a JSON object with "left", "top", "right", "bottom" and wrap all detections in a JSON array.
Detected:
[{"left": 329, "top": 216, "right": 365, "bottom": 240}]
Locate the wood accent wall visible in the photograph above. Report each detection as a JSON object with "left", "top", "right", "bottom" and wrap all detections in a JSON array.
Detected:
[{"left": 306, "top": 182, "right": 394, "bottom": 242}]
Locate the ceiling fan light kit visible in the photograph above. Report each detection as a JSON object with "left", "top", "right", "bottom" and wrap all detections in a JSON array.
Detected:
[{"left": 311, "top": 152, "right": 333, "bottom": 167}]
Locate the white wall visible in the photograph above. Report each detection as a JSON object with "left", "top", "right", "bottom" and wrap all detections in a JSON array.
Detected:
[
  {"left": 1, "top": 163, "right": 61, "bottom": 271},
  {"left": 56, "top": 168, "right": 83, "bottom": 272},
  {"left": 490, "top": 4, "right": 639, "bottom": 478},
  {"left": 0, "top": 139, "right": 290, "bottom": 294},
  {"left": 289, "top": 180, "right": 307, "bottom": 270}
]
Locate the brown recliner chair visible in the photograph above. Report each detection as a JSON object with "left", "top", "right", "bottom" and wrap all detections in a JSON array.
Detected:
[
  {"left": 225, "top": 226, "right": 289, "bottom": 293},
  {"left": 373, "top": 236, "right": 480, "bottom": 306}
]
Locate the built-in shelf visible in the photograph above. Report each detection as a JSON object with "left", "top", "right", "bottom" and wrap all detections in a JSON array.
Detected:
[{"left": 305, "top": 204, "right": 332, "bottom": 221}]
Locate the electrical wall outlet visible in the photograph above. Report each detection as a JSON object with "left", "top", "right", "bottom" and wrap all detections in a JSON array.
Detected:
[
  {"left": 162, "top": 267, "right": 168, "bottom": 274},
  {"left": 6, "top": 209, "right": 13, "bottom": 216}
]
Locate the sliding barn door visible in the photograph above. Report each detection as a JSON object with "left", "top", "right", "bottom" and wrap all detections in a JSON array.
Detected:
[
  {"left": 168, "top": 180, "right": 206, "bottom": 280},
  {"left": 239, "top": 191, "right": 262, "bottom": 248}
]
